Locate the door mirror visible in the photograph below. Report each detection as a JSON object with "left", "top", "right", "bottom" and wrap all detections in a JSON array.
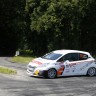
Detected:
[{"left": 64, "top": 60, "right": 69, "bottom": 64}]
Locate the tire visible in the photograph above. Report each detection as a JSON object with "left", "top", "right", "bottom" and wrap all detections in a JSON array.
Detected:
[
  {"left": 87, "top": 67, "right": 96, "bottom": 76},
  {"left": 47, "top": 68, "right": 57, "bottom": 79}
]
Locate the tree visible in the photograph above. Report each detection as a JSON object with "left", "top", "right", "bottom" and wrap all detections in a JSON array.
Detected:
[
  {"left": 1, "top": 0, "right": 95, "bottom": 56},
  {"left": 0, "top": 0, "right": 26, "bottom": 55},
  {"left": 79, "top": 0, "right": 96, "bottom": 54},
  {"left": 25, "top": 0, "right": 96, "bottom": 55},
  {"left": 25, "top": 0, "right": 81, "bottom": 55}
]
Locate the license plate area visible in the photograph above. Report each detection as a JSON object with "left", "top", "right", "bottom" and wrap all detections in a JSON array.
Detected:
[{"left": 29, "top": 67, "right": 35, "bottom": 72}]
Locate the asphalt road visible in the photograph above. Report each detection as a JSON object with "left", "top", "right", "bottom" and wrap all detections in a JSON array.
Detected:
[{"left": 0, "top": 57, "right": 96, "bottom": 96}]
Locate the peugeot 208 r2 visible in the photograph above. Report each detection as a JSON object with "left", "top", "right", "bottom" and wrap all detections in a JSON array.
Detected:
[{"left": 27, "top": 50, "right": 96, "bottom": 78}]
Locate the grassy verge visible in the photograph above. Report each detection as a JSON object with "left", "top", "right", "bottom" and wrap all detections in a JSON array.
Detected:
[
  {"left": 0, "top": 66, "right": 17, "bottom": 75},
  {"left": 10, "top": 56, "right": 36, "bottom": 64}
]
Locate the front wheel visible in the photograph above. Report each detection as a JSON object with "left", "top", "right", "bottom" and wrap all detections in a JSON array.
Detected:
[
  {"left": 87, "top": 67, "right": 96, "bottom": 76},
  {"left": 47, "top": 68, "right": 57, "bottom": 79}
]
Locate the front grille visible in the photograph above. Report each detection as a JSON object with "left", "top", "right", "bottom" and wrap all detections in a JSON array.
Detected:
[{"left": 28, "top": 65, "right": 36, "bottom": 72}]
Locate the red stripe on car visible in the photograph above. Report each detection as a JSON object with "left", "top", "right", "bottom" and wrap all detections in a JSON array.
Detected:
[{"left": 32, "top": 60, "right": 42, "bottom": 65}]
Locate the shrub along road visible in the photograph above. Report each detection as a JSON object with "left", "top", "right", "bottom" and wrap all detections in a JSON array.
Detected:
[{"left": 0, "top": 57, "right": 96, "bottom": 96}]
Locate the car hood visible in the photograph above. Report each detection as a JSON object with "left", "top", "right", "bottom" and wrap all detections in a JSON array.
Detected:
[{"left": 28, "top": 57, "right": 55, "bottom": 67}]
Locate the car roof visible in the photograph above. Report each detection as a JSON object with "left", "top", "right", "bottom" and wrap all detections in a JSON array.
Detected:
[{"left": 53, "top": 50, "right": 89, "bottom": 55}]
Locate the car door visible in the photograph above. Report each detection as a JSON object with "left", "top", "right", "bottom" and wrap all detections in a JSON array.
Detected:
[
  {"left": 57, "top": 53, "right": 79, "bottom": 76},
  {"left": 63, "top": 53, "right": 79, "bottom": 76},
  {"left": 74, "top": 53, "right": 92, "bottom": 75}
]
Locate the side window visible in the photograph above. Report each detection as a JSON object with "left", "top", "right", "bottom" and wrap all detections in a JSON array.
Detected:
[
  {"left": 57, "top": 57, "right": 64, "bottom": 62},
  {"left": 64, "top": 53, "right": 78, "bottom": 62},
  {"left": 79, "top": 53, "right": 88, "bottom": 60}
]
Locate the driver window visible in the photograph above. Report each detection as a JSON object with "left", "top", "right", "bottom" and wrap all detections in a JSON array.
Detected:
[
  {"left": 57, "top": 53, "right": 78, "bottom": 62},
  {"left": 57, "top": 57, "right": 64, "bottom": 62},
  {"left": 64, "top": 53, "right": 78, "bottom": 62}
]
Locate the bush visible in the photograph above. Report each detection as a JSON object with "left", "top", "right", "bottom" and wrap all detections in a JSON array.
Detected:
[
  {"left": 0, "top": 67, "right": 17, "bottom": 74},
  {"left": 19, "top": 50, "right": 33, "bottom": 56}
]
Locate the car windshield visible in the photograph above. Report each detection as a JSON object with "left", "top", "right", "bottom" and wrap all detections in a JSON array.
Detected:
[{"left": 41, "top": 52, "right": 62, "bottom": 60}]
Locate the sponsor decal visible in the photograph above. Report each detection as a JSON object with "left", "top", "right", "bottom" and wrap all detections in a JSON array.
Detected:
[
  {"left": 34, "top": 70, "right": 39, "bottom": 75},
  {"left": 32, "top": 60, "right": 42, "bottom": 65},
  {"left": 65, "top": 69, "right": 70, "bottom": 73},
  {"left": 57, "top": 65, "right": 65, "bottom": 75},
  {"left": 80, "top": 61, "right": 92, "bottom": 70},
  {"left": 66, "top": 63, "right": 76, "bottom": 68},
  {"left": 77, "top": 60, "right": 94, "bottom": 64},
  {"left": 59, "top": 62, "right": 64, "bottom": 65}
]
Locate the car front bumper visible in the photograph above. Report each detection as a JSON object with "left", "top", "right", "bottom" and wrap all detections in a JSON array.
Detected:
[{"left": 27, "top": 69, "right": 48, "bottom": 77}]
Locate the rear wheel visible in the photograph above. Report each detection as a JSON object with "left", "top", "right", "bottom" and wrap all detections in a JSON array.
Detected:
[
  {"left": 87, "top": 67, "right": 96, "bottom": 76},
  {"left": 47, "top": 68, "right": 57, "bottom": 79}
]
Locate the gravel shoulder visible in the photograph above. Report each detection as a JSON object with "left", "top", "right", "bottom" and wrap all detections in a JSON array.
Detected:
[
  {"left": 0, "top": 57, "right": 96, "bottom": 96},
  {"left": 0, "top": 57, "right": 29, "bottom": 81}
]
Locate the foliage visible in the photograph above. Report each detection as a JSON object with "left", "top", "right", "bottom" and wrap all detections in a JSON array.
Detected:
[
  {"left": 0, "top": 0, "right": 96, "bottom": 56},
  {"left": 0, "top": 66, "right": 17, "bottom": 74},
  {"left": 11, "top": 56, "right": 35, "bottom": 64},
  {"left": 0, "top": 0, "right": 26, "bottom": 55},
  {"left": 25, "top": 0, "right": 96, "bottom": 55},
  {"left": 19, "top": 50, "right": 33, "bottom": 56}
]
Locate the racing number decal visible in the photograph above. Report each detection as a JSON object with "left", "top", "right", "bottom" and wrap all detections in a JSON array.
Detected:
[{"left": 57, "top": 65, "right": 65, "bottom": 75}]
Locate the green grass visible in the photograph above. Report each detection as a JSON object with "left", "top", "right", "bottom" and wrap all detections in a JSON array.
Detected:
[
  {"left": 0, "top": 67, "right": 17, "bottom": 75},
  {"left": 11, "top": 56, "right": 36, "bottom": 64}
]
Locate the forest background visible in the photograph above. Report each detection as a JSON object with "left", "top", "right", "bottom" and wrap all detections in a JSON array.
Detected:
[{"left": 0, "top": 0, "right": 96, "bottom": 56}]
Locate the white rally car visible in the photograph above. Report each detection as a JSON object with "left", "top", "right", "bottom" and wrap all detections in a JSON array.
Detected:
[{"left": 27, "top": 50, "right": 96, "bottom": 78}]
